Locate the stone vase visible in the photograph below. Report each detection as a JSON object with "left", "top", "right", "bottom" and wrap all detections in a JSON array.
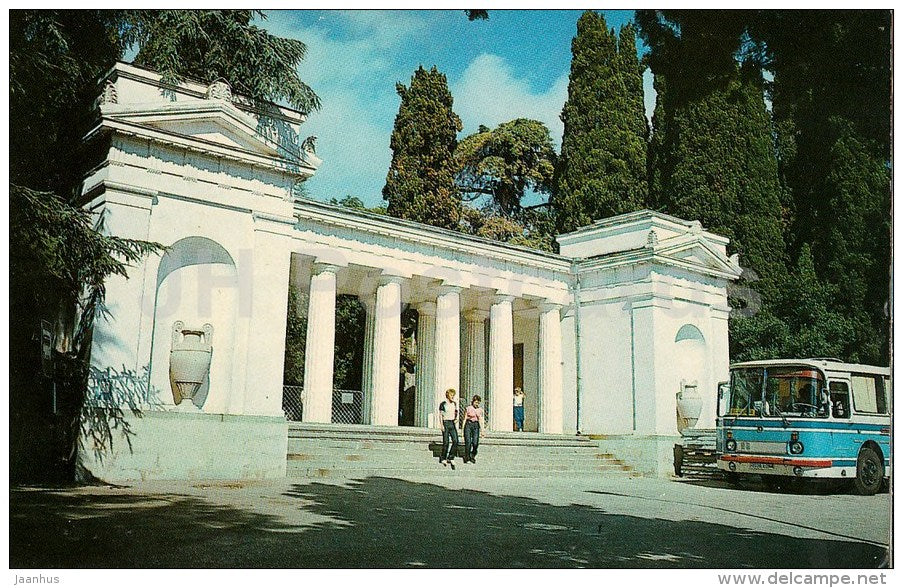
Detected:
[
  {"left": 676, "top": 381, "right": 703, "bottom": 430},
  {"left": 170, "top": 321, "right": 213, "bottom": 408}
]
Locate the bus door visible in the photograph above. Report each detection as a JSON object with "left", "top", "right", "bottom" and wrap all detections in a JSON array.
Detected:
[{"left": 827, "top": 378, "right": 853, "bottom": 458}]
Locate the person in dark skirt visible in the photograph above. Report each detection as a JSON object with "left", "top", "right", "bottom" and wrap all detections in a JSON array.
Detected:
[
  {"left": 463, "top": 395, "right": 484, "bottom": 463},
  {"left": 438, "top": 388, "right": 459, "bottom": 469}
]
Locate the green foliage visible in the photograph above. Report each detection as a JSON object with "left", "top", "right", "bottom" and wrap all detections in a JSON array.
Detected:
[
  {"left": 282, "top": 289, "right": 366, "bottom": 392},
  {"left": 334, "top": 296, "right": 366, "bottom": 391},
  {"left": 131, "top": 10, "right": 320, "bottom": 113},
  {"left": 455, "top": 119, "right": 556, "bottom": 217},
  {"left": 10, "top": 9, "right": 319, "bottom": 480},
  {"left": 650, "top": 64, "right": 787, "bottom": 302},
  {"left": 731, "top": 246, "right": 856, "bottom": 362},
  {"left": 10, "top": 184, "right": 165, "bottom": 349},
  {"left": 10, "top": 10, "right": 130, "bottom": 196},
  {"left": 383, "top": 66, "right": 463, "bottom": 229},
  {"left": 554, "top": 12, "right": 649, "bottom": 233},
  {"left": 283, "top": 285, "right": 308, "bottom": 386},
  {"left": 329, "top": 195, "right": 388, "bottom": 215},
  {"left": 458, "top": 206, "right": 556, "bottom": 253},
  {"left": 754, "top": 11, "right": 891, "bottom": 364},
  {"left": 639, "top": 9, "right": 890, "bottom": 365}
]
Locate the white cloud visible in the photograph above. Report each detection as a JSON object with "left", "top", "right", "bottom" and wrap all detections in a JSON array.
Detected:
[{"left": 451, "top": 53, "right": 569, "bottom": 146}]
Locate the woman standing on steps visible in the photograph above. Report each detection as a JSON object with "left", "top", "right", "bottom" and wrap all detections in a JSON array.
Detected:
[
  {"left": 463, "top": 395, "right": 484, "bottom": 463},
  {"left": 513, "top": 387, "right": 525, "bottom": 432},
  {"left": 438, "top": 388, "right": 459, "bottom": 469}
]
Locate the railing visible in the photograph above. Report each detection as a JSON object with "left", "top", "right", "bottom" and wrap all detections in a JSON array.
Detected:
[
  {"left": 282, "top": 386, "right": 364, "bottom": 425},
  {"left": 283, "top": 385, "right": 305, "bottom": 421},
  {"left": 332, "top": 389, "right": 364, "bottom": 424}
]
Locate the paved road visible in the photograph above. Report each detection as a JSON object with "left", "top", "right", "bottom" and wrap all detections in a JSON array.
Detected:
[{"left": 9, "top": 474, "right": 890, "bottom": 568}]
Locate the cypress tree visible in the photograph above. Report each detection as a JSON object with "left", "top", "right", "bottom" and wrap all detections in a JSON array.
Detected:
[
  {"left": 383, "top": 66, "right": 463, "bottom": 229},
  {"left": 640, "top": 11, "right": 788, "bottom": 362},
  {"left": 554, "top": 11, "right": 649, "bottom": 234},
  {"left": 650, "top": 63, "right": 787, "bottom": 303},
  {"left": 753, "top": 11, "right": 891, "bottom": 364}
]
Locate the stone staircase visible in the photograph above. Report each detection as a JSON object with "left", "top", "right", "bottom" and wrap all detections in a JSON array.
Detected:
[{"left": 287, "top": 423, "right": 637, "bottom": 479}]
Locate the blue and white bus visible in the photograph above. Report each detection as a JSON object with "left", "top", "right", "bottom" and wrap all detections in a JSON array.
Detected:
[{"left": 716, "top": 359, "right": 890, "bottom": 495}]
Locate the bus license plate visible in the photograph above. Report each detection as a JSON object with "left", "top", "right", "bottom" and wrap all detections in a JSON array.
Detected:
[{"left": 749, "top": 463, "right": 775, "bottom": 470}]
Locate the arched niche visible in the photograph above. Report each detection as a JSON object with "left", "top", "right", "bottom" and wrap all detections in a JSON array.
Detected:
[
  {"left": 674, "top": 323, "right": 708, "bottom": 431},
  {"left": 149, "top": 236, "right": 238, "bottom": 413},
  {"left": 675, "top": 324, "right": 705, "bottom": 344}
]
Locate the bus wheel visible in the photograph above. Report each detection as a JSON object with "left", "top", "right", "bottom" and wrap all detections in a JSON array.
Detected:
[{"left": 853, "top": 446, "right": 884, "bottom": 496}]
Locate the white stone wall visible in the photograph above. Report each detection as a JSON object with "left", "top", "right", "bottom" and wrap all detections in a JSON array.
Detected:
[{"left": 80, "top": 62, "right": 741, "bottom": 481}]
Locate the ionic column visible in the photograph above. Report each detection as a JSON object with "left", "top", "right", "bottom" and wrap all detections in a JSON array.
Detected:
[
  {"left": 361, "top": 295, "right": 376, "bottom": 425},
  {"left": 488, "top": 295, "right": 514, "bottom": 431},
  {"left": 538, "top": 303, "right": 564, "bottom": 434},
  {"left": 302, "top": 263, "right": 339, "bottom": 423},
  {"left": 370, "top": 275, "right": 403, "bottom": 426},
  {"left": 414, "top": 302, "right": 436, "bottom": 427},
  {"left": 462, "top": 310, "right": 488, "bottom": 405},
  {"left": 434, "top": 286, "right": 461, "bottom": 424}
]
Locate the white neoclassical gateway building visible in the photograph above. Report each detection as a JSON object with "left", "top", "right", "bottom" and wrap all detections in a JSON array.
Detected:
[{"left": 79, "top": 63, "right": 741, "bottom": 480}]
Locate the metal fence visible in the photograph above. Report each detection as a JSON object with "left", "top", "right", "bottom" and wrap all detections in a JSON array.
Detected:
[
  {"left": 282, "top": 386, "right": 364, "bottom": 425},
  {"left": 283, "top": 385, "right": 305, "bottom": 421}
]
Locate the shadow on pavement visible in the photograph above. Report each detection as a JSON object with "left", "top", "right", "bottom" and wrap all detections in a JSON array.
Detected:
[{"left": 10, "top": 476, "right": 887, "bottom": 568}]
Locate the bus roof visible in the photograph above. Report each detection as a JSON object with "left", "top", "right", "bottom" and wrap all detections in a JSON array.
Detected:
[{"left": 730, "top": 359, "right": 890, "bottom": 377}]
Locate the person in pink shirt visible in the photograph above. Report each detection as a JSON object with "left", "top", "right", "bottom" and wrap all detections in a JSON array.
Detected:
[{"left": 463, "top": 395, "right": 485, "bottom": 464}]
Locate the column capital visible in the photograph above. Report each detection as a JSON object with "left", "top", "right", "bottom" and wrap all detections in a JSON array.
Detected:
[
  {"left": 378, "top": 273, "right": 406, "bottom": 287},
  {"left": 415, "top": 301, "right": 437, "bottom": 315},
  {"left": 311, "top": 262, "right": 343, "bottom": 275},
  {"left": 438, "top": 284, "right": 463, "bottom": 296},
  {"left": 492, "top": 294, "right": 515, "bottom": 305},
  {"left": 464, "top": 309, "right": 489, "bottom": 322},
  {"left": 538, "top": 302, "right": 563, "bottom": 313}
]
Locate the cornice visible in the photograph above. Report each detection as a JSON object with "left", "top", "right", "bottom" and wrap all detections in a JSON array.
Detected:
[
  {"left": 576, "top": 246, "right": 741, "bottom": 281},
  {"left": 291, "top": 199, "right": 574, "bottom": 276},
  {"left": 86, "top": 118, "right": 317, "bottom": 179}
]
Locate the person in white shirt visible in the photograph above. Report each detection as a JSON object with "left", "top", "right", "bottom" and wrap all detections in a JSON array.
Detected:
[
  {"left": 513, "top": 387, "right": 525, "bottom": 431},
  {"left": 438, "top": 388, "right": 459, "bottom": 468}
]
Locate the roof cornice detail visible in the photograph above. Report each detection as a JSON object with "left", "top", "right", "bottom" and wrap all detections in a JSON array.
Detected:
[
  {"left": 86, "top": 118, "right": 317, "bottom": 178},
  {"left": 292, "top": 199, "right": 573, "bottom": 274}
]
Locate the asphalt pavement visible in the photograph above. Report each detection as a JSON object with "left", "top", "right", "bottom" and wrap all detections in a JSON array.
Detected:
[{"left": 9, "top": 474, "right": 891, "bottom": 568}]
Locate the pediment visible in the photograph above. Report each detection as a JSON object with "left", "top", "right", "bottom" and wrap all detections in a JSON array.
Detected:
[
  {"left": 102, "top": 100, "right": 290, "bottom": 160},
  {"left": 655, "top": 236, "right": 742, "bottom": 277}
]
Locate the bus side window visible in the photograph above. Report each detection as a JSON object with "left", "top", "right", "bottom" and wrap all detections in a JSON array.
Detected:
[
  {"left": 830, "top": 382, "right": 850, "bottom": 419},
  {"left": 852, "top": 374, "right": 888, "bottom": 414}
]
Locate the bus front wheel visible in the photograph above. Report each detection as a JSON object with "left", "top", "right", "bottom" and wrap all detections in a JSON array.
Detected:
[{"left": 853, "top": 446, "right": 884, "bottom": 496}]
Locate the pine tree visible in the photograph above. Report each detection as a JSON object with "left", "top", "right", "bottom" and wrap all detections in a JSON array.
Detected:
[
  {"left": 383, "top": 66, "right": 463, "bottom": 229},
  {"left": 455, "top": 118, "right": 557, "bottom": 217},
  {"left": 554, "top": 12, "right": 649, "bottom": 234}
]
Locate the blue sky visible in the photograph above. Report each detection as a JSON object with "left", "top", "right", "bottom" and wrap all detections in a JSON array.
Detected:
[{"left": 260, "top": 10, "right": 653, "bottom": 208}]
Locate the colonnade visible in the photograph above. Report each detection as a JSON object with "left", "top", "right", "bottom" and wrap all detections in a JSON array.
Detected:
[{"left": 298, "top": 265, "right": 565, "bottom": 433}]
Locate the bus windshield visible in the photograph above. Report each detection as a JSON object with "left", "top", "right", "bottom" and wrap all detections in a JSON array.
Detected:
[{"left": 727, "top": 366, "right": 827, "bottom": 418}]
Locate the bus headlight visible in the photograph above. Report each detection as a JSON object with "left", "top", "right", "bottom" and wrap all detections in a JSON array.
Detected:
[
  {"left": 726, "top": 439, "right": 737, "bottom": 452},
  {"left": 789, "top": 441, "right": 804, "bottom": 455}
]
